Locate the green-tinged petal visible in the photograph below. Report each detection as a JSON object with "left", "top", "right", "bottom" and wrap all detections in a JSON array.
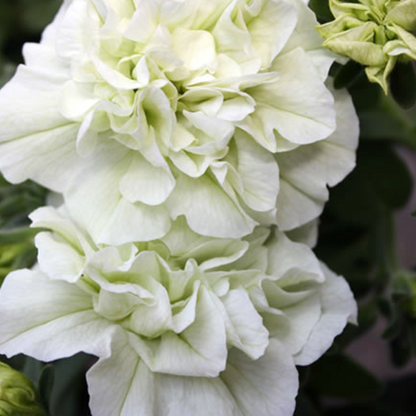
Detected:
[
  {"left": 0, "top": 123, "right": 83, "bottom": 192},
  {"left": 323, "top": 23, "right": 386, "bottom": 65},
  {"left": 294, "top": 262, "right": 357, "bottom": 365},
  {"left": 172, "top": 29, "right": 217, "bottom": 71},
  {"left": 263, "top": 289, "right": 321, "bottom": 356},
  {"left": 88, "top": 338, "right": 298, "bottom": 416},
  {"left": 329, "top": 0, "right": 370, "bottom": 19},
  {"left": 65, "top": 144, "right": 171, "bottom": 245},
  {"left": 22, "top": 42, "right": 70, "bottom": 77},
  {"left": 385, "top": 0, "right": 416, "bottom": 31},
  {"left": 0, "top": 270, "right": 115, "bottom": 361},
  {"left": 234, "top": 130, "right": 280, "bottom": 212},
  {"left": 119, "top": 153, "right": 175, "bottom": 206},
  {"left": 161, "top": 217, "right": 249, "bottom": 269},
  {"left": 220, "top": 340, "right": 298, "bottom": 416},
  {"left": 286, "top": 220, "right": 319, "bottom": 248},
  {"left": 29, "top": 206, "right": 95, "bottom": 256},
  {"left": 35, "top": 232, "right": 85, "bottom": 283},
  {"left": 129, "top": 286, "right": 227, "bottom": 377},
  {"left": 265, "top": 230, "right": 324, "bottom": 282},
  {"left": 218, "top": 287, "right": 269, "bottom": 359},
  {"left": 365, "top": 56, "right": 396, "bottom": 94},
  {"left": 387, "top": 23, "right": 416, "bottom": 58},
  {"left": 55, "top": 0, "right": 99, "bottom": 63},
  {"left": 283, "top": 0, "right": 336, "bottom": 80},
  {"left": 246, "top": 0, "right": 298, "bottom": 68},
  {"left": 167, "top": 172, "right": 257, "bottom": 239},
  {"left": 275, "top": 86, "right": 358, "bottom": 230},
  {"left": 241, "top": 48, "right": 336, "bottom": 151},
  {"left": 0, "top": 65, "right": 69, "bottom": 144},
  {"left": 87, "top": 332, "right": 155, "bottom": 416},
  {"left": 316, "top": 15, "right": 366, "bottom": 39}
]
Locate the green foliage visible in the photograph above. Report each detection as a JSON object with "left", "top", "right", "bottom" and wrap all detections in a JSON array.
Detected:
[
  {"left": 0, "top": 178, "right": 47, "bottom": 282},
  {"left": 0, "top": 362, "right": 47, "bottom": 416}
]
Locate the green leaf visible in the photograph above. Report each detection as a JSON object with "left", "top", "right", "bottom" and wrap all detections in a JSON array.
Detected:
[
  {"left": 390, "top": 62, "right": 416, "bottom": 110},
  {"left": 309, "top": 0, "right": 334, "bottom": 22},
  {"left": 309, "top": 354, "right": 384, "bottom": 399},
  {"left": 334, "top": 60, "right": 364, "bottom": 90},
  {"left": 38, "top": 365, "right": 55, "bottom": 413}
]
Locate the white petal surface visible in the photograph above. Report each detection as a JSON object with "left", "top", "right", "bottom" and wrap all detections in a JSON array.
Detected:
[
  {"left": 35, "top": 232, "right": 85, "bottom": 283},
  {"left": 0, "top": 123, "right": 82, "bottom": 192},
  {"left": 275, "top": 85, "right": 358, "bottom": 230},
  {"left": 0, "top": 270, "right": 114, "bottom": 361},
  {"left": 294, "top": 263, "right": 357, "bottom": 365},
  {"left": 221, "top": 340, "right": 299, "bottom": 416},
  {"left": 88, "top": 338, "right": 298, "bottom": 416},
  {"left": 129, "top": 286, "right": 227, "bottom": 377},
  {"left": 65, "top": 144, "right": 171, "bottom": 245},
  {"left": 0, "top": 65, "right": 69, "bottom": 142},
  {"left": 167, "top": 173, "right": 257, "bottom": 238}
]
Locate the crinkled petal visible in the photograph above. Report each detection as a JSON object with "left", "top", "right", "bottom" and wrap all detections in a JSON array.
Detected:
[
  {"left": 35, "top": 232, "right": 85, "bottom": 283},
  {"left": 88, "top": 338, "right": 298, "bottom": 416},
  {"left": 275, "top": 85, "right": 358, "bottom": 230},
  {"left": 219, "top": 287, "right": 269, "bottom": 359},
  {"left": 240, "top": 48, "right": 336, "bottom": 151},
  {"left": 294, "top": 262, "right": 357, "bottom": 365},
  {"left": 119, "top": 153, "right": 175, "bottom": 206},
  {"left": 234, "top": 129, "right": 280, "bottom": 212},
  {"left": 0, "top": 119, "right": 82, "bottom": 192},
  {"left": 128, "top": 286, "right": 227, "bottom": 377},
  {"left": 220, "top": 340, "right": 299, "bottom": 416},
  {"left": 266, "top": 230, "right": 324, "bottom": 282},
  {"left": 167, "top": 172, "right": 257, "bottom": 239},
  {"left": 65, "top": 144, "right": 171, "bottom": 245},
  {"left": 0, "top": 270, "right": 114, "bottom": 361}
]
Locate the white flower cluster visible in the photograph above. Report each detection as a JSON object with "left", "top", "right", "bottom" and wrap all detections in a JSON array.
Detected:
[{"left": 0, "top": 0, "right": 359, "bottom": 415}]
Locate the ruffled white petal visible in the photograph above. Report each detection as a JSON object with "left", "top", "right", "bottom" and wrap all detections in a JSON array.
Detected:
[
  {"left": 294, "top": 262, "right": 357, "bottom": 365},
  {"left": 0, "top": 270, "right": 114, "bottom": 361},
  {"left": 65, "top": 144, "right": 171, "bottom": 244},
  {"left": 88, "top": 338, "right": 298, "bottom": 416},
  {"left": 275, "top": 84, "right": 359, "bottom": 230}
]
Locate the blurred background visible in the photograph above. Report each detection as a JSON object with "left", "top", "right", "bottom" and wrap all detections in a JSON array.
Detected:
[{"left": 0, "top": 0, "right": 416, "bottom": 415}]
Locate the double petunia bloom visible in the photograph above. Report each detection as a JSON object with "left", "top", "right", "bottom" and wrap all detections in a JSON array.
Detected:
[
  {"left": 0, "top": 0, "right": 358, "bottom": 244},
  {"left": 0, "top": 207, "right": 356, "bottom": 416},
  {"left": 0, "top": 0, "right": 360, "bottom": 415}
]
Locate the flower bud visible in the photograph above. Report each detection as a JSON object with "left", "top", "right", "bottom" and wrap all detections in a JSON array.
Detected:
[
  {"left": 317, "top": 0, "right": 416, "bottom": 93},
  {"left": 0, "top": 363, "right": 46, "bottom": 416}
]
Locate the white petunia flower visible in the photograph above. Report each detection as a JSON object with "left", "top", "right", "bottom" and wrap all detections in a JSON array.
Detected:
[
  {"left": 0, "top": 0, "right": 358, "bottom": 245},
  {"left": 0, "top": 206, "right": 357, "bottom": 416}
]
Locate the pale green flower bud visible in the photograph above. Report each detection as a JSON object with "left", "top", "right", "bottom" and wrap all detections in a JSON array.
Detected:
[
  {"left": 0, "top": 363, "right": 46, "bottom": 416},
  {"left": 317, "top": 0, "right": 416, "bottom": 93}
]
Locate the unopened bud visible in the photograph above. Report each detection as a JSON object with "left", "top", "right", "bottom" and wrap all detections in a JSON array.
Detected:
[{"left": 0, "top": 363, "right": 46, "bottom": 416}]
